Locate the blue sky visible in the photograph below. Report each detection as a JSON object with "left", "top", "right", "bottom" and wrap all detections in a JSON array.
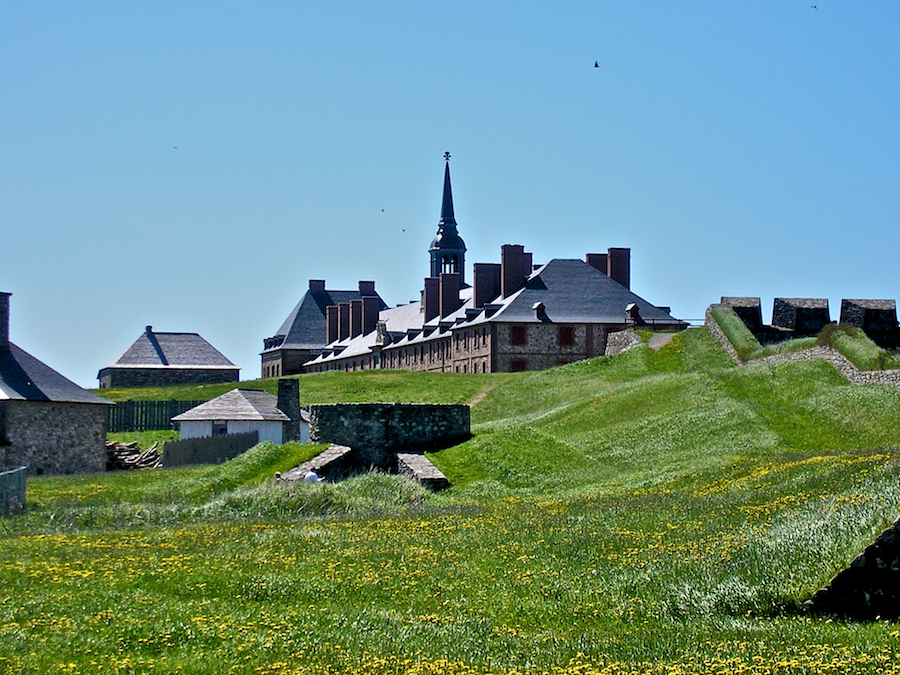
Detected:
[{"left": 2, "top": 1, "right": 898, "bottom": 387}]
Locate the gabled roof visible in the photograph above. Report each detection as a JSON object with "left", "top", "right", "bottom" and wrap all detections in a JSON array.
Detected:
[
  {"left": 476, "top": 259, "right": 681, "bottom": 325},
  {"left": 265, "top": 288, "right": 388, "bottom": 352},
  {"left": 104, "top": 328, "right": 238, "bottom": 370},
  {"left": 0, "top": 343, "right": 112, "bottom": 404},
  {"left": 172, "top": 389, "right": 290, "bottom": 422}
]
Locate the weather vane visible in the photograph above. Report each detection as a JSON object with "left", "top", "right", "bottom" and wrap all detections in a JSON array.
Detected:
[{"left": 444, "top": 152, "right": 451, "bottom": 162}]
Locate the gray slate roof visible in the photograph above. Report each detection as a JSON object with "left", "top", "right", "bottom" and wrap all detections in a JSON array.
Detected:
[
  {"left": 0, "top": 343, "right": 112, "bottom": 404},
  {"left": 265, "top": 288, "right": 388, "bottom": 352},
  {"left": 484, "top": 258, "right": 681, "bottom": 325},
  {"left": 106, "top": 328, "right": 238, "bottom": 369},
  {"left": 172, "top": 389, "right": 290, "bottom": 422}
]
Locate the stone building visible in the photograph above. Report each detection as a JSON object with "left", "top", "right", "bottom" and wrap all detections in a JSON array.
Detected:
[
  {"left": 0, "top": 292, "right": 113, "bottom": 476},
  {"left": 301, "top": 158, "right": 686, "bottom": 374},
  {"left": 260, "top": 280, "right": 388, "bottom": 377},
  {"left": 98, "top": 326, "right": 239, "bottom": 388}
]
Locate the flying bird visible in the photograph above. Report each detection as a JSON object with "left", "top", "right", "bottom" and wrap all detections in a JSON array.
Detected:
[{"left": 594, "top": 61, "right": 600, "bottom": 68}]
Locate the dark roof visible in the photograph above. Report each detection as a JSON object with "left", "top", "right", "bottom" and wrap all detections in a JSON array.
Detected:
[
  {"left": 172, "top": 389, "right": 290, "bottom": 422},
  {"left": 105, "top": 328, "right": 237, "bottom": 369},
  {"left": 0, "top": 343, "right": 112, "bottom": 404},
  {"left": 487, "top": 259, "right": 682, "bottom": 325},
  {"left": 265, "top": 288, "right": 387, "bottom": 352}
]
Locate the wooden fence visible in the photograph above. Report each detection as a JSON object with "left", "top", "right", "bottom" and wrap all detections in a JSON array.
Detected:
[
  {"left": 162, "top": 432, "right": 259, "bottom": 468},
  {"left": 107, "top": 400, "right": 204, "bottom": 433}
]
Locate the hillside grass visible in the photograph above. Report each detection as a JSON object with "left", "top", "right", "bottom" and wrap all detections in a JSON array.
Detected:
[{"left": 4, "top": 327, "right": 900, "bottom": 674}]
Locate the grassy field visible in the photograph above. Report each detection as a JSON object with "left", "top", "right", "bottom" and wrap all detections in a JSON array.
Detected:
[{"left": 3, "top": 328, "right": 900, "bottom": 674}]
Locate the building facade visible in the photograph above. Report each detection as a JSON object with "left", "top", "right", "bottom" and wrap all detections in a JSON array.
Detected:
[
  {"left": 301, "top": 159, "right": 687, "bottom": 375},
  {"left": 1, "top": 293, "right": 113, "bottom": 476}
]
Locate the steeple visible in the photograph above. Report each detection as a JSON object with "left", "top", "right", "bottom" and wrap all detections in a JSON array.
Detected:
[{"left": 429, "top": 153, "right": 467, "bottom": 284}]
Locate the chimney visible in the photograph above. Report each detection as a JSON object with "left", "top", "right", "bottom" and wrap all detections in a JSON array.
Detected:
[
  {"left": 439, "top": 273, "right": 462, "bottom": 318},
  {"left": 309, "top": 279, "right": 326, "bottom": 293},
  {"left": 422, "top": 277, "right": 440, "bottom": 322},
  {"left": 363, "top": 296, "right": 381, "bottom": 335},
  {"left": 277, "top": 379, "right": 301, "bottom": 443},
  {"left": 338, "top": 303, "right": 350, "bottom": 341},
  {"left": 501, "top": 245, "right": 532, "bottom": 298},
  {"left": 358, "top": 280, "right": 376, "bottom": 296},
  {"left": 350, "top": 299, "right": 364, "bottom": 338},
  {"left": 325, "top": 305, "right": 339, "bottom": 344},
  {"left": 533, "top": 302, "right": 547, "bottom": 320},
  {"left": 473, "top": 263, "right": 501, "bottom": 308},
  {"left": 0, "top": 292, "right": 10, "bottom": 351},
  {"left": 607, "top": 247, "right": 631, "bottom": 289},
  {"left": 585, "top": 253, "right": 608, "bottom": 274}
]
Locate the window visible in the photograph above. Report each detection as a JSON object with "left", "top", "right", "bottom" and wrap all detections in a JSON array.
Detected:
[
  {"left": 559, "top": 326, "right": 575, "bottom": 347},
  {"left": 0, "top": 402, "right": 8, "bottom": 446},
  {"left": 510, "top": 359, "right": 527, "bottom": 372},
  {"left": 511, "top": 325, "right": 527, "bottom": 346},
  {"left": 213, "top": 421, "right": 228, "bottom": 437}
]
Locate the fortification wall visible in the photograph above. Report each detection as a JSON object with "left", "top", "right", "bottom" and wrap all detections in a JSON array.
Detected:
[{"left": 308, "top": 403, "right": 470, "bottom": 467}]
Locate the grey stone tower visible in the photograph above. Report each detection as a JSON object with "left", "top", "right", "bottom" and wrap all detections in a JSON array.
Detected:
[{"left": 429, "top": 155, "right": 467, "bottom": 285}]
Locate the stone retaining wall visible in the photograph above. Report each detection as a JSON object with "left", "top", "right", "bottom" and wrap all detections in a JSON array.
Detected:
[
  {"left": 308, "top": 403, "right": 470, "bottom": 467},
  {"left": 604, "top": 330, "right": 643, "bottom": 356},
  {"left": 805, "top": 515, "right": 900, "bottom": 620}
]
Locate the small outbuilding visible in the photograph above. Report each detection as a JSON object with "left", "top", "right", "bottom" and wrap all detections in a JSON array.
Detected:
[
  {"left": 0, "top": 292, "right": 113, "bottom": 476},
  {"left": 172, "top": 381, "right": 308, "bottom": 445},
  {"left": 98, "top": 326, "right": 239, "bottom": 388}
]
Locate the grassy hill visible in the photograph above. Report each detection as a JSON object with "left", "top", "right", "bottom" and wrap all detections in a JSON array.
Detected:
[{"left": 4, "top": 328, "right": 900, "bottom": 674}]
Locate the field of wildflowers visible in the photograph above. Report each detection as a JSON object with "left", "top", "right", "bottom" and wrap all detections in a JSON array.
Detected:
[{"left": 3, "top": 328, "right": 900, "bottom": 673}]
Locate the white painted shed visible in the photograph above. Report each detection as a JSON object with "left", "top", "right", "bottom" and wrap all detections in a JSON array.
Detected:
[{"left": 172, "top": 389, "right": 308, "bottom": 444}]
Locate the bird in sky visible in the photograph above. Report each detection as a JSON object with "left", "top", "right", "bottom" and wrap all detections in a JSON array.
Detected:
[{"left": 594, "top": 61, "right": 600, "bottom": 68}]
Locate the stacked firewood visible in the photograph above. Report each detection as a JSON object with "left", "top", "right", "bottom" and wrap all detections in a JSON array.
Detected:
[{"left": 106, "top": 441, "right": 163, "bottom": 471}]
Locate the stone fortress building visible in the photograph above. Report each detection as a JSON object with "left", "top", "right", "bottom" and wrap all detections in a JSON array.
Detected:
[{"left": 264, "top": 157, "right": 688, "bottom": 376}]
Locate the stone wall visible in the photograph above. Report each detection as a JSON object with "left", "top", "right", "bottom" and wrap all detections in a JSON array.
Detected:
[
  {"left": 492, "top": 322, "right": 608, "bottom": 373},
  {"left": 605, "top": 329, "right": 643, "bottom": 356},
  {"left": 0, "top": 401, "right": 107, "bottom": 476},
  {"left": 98, "top": 367, "right": 239, "bottom": 389},
  {"left": 707, "top": 304, "right": 900, "bottom": 387},
  {"left": 805, "top": 514, "right": 900, "bottom": 620},
  {"left": 308, "top": 403, "right": 470, "bottom": 467}
]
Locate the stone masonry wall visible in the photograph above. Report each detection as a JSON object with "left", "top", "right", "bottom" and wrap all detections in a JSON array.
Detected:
[
  {"left": 99, "top": 367, "right": 239, "bottom": 389},
  {"left": 308, "top": 403, "right": 470, "bottom": 468},
  {"left": 0, "top": 401, "right": 107, "bottom": 476},
  {"left": 806, "top": 514, "right": 900, "bottom": 620},
  {"left": 605, "top": 329, "right": 643, "bottom": 356}
]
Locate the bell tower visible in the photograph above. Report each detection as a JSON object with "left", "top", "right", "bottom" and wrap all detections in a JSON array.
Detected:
[{"left": 429, "top": 153, "right": 467, "bottom": 285}]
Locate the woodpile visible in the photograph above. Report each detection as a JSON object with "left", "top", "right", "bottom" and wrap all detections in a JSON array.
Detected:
[{"left": 106, "top": 441, "right": 163, "bottom": 471}]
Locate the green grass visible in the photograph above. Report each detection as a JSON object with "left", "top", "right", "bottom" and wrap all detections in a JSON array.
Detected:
[
  {"left": 107, "top": 429, "right": 178, "bottom": 450},
  {"left": 5, "top": 328, "right": 900, "bottom": 674},
  {"left": 93, "top": 369, "right": 518, "bottom": 404},
  {"left": 818, "top": 323, "right": 900, "bottom": 371}
]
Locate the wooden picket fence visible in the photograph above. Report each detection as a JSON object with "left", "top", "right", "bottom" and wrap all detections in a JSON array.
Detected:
[{"left": 107, "top": 400, "right": 204, "bottom": 433}]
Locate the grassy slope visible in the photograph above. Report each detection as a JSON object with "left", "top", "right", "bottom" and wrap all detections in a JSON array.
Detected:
[{"left": 4, "top": 328, "right": 900, "bottom": 674}]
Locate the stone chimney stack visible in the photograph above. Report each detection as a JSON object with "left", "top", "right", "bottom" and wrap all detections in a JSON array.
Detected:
[
  {"left": 422, "top": 277, "right": 440, "bottom": 322},
  {"left": 277, "top": 378, "right": 301, "bottom": 443},
  {"left": 358, "top": 280, "right": 376, "bottom": 296},
  {"left": 338, "top": 303, "right": 350, "bottom": 341},
  {"left": 309, "top": 279, "right": 326, "bottom": 293},
  {"left": 607, "top": 247, "right": 631, "bottom": 289},
  {"left": 350, "top": 299, "right": 364, "bottom": 338},
  {"left": 362, "top": 296, "right": 381, "bottom": 336},
  {"left": 325, "top": 305, "right": 339, "bottom": 344},
  {"left": 0, "top": 292, "right": 10, "bottom": 351},
  {"left": 473, "top": 263, "right": 501, "bottom": 308},
  {"left": 501, "top": 245, "right": 532, "bottom": 298},
  {"left": 585, "top": 253, "right": 608, "bottom": 274},
  {"left": 439, "top": 273, "right": 462, "bottom": 318}
]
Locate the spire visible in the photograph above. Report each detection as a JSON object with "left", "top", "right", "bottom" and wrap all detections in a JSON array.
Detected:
[
  {"left": 429, "top": 153, "right": 467, "bottom": 284},
  {"left": 439, "top": 157, "right": 456, "bottom": 227}
]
